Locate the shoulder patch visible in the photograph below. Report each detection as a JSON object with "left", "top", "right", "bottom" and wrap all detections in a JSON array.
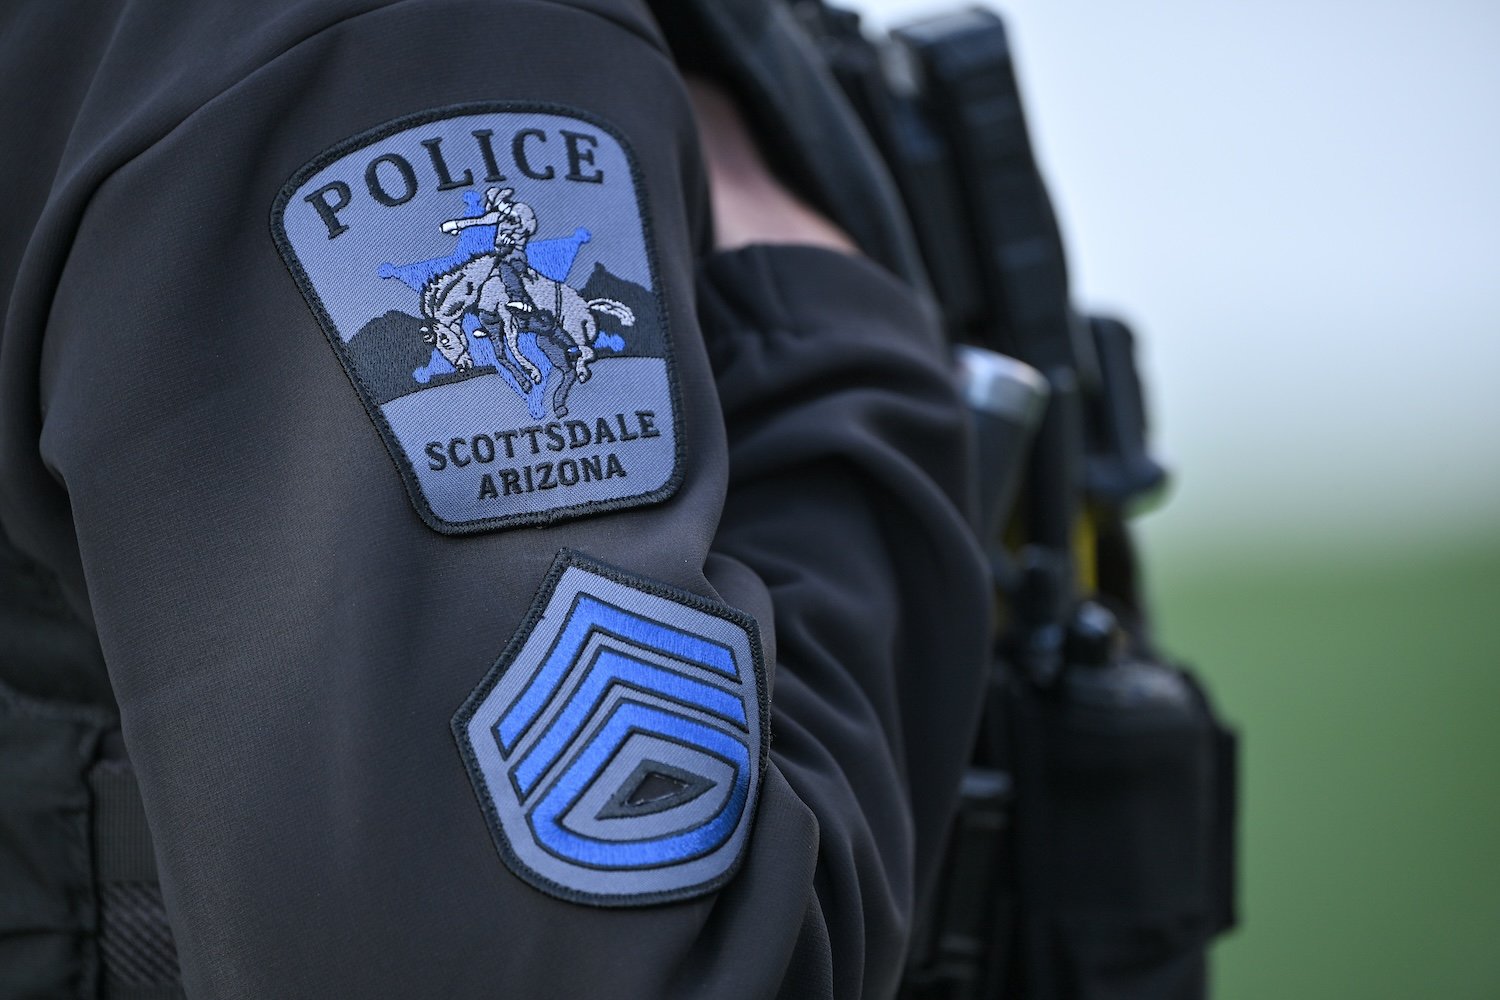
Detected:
[
  {"left": 452, "top": 551, "right": 769, "bottom": 906},
  {"left": 272, "top": 104, "right": 682, "bottom": 534}
]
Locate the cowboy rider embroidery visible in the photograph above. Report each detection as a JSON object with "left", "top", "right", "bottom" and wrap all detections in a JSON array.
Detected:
[{"left": 413, "top": 187, "right": 634, "bottom": 420}]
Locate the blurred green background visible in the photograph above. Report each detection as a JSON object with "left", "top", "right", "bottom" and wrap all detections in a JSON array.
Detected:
[
  {"left": 1147, "top": 531, "right": 1500, "bottom": 998},
  {"left": 849, "top": 0, "right": 1500, "bottom": 995}
]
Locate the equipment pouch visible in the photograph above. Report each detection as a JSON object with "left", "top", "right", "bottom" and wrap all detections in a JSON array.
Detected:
[
  {"left": 1005, "top": 658, "right": 1238, "bottom": 1000},
  {"left": 0, "top": 679, "right": 110, "bottom": 998},
  {"left": 0, "top": 680, "right": 183, "bottom": 999}
]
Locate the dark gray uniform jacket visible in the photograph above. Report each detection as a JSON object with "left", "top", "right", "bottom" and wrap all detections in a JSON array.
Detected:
[{"left": 0, "top": 0, "right": 990, "bottom": 996}]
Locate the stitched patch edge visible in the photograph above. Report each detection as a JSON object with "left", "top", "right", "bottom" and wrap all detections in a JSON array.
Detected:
[
  {"left": 450, "top": 549, "right": 770, "bottom": 907},
  {"left": 268, "top": 102, "right": 686, "bottom": 536}
]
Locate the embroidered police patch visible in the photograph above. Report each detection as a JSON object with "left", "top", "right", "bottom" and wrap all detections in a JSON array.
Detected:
[
  {"left": 272, "top": 105, "right": 682, "bottom": 533},
  {"left": 452, "top": 551, "right": 768, "bottom": 906}
]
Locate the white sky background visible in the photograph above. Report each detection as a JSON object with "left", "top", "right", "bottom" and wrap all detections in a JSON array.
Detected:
[{"left": 846, "top": 0, "right": 1500, "bottom": 557}]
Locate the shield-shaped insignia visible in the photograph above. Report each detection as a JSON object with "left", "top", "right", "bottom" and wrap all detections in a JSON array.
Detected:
[
  {"left": 452, "top": 551, "right": 769, "bottom": 905},
  {"left": 272, "top": 104, "right": 682, "bottom": 534}
]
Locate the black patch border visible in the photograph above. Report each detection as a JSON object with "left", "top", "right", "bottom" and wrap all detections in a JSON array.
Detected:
[
  {"left": 270, "top": 103, "right": 685, "bottom": 535},
  {"left": 449, "top": 549, "right": 771, "bottom": 908}
]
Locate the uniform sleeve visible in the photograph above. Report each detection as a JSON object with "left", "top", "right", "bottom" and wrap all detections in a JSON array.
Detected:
[
  {"left": 34, "top": 2, "right": 988, "bottom": 997},
  {"left": 699, "top": 247, "right": 992, "bottom": 996}
]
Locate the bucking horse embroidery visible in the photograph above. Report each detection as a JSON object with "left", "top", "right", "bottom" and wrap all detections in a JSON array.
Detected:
[{"left": 416, "top": 187, "right": 634, "bottom": 418}]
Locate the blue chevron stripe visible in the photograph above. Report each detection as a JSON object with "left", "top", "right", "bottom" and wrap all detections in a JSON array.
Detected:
[
  {"left": 496, "top": 594, "right": 739, "bottom": 753},
  {"left": 527, "top": 700, "right": 750, "bottom": 868},
  {"left": 509, "top": 646, "right": 747, "bottom": 796},
  {"left": 453, "top": 553, "right": 766, "bottom": 904}
]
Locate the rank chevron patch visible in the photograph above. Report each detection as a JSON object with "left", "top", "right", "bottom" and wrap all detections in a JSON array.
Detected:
[
  {"left": 452, "top": 551, "right": 769, "bottom": 906},
  {"left": 272, "top": 103, "right": 682, "bottom": 534}
]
